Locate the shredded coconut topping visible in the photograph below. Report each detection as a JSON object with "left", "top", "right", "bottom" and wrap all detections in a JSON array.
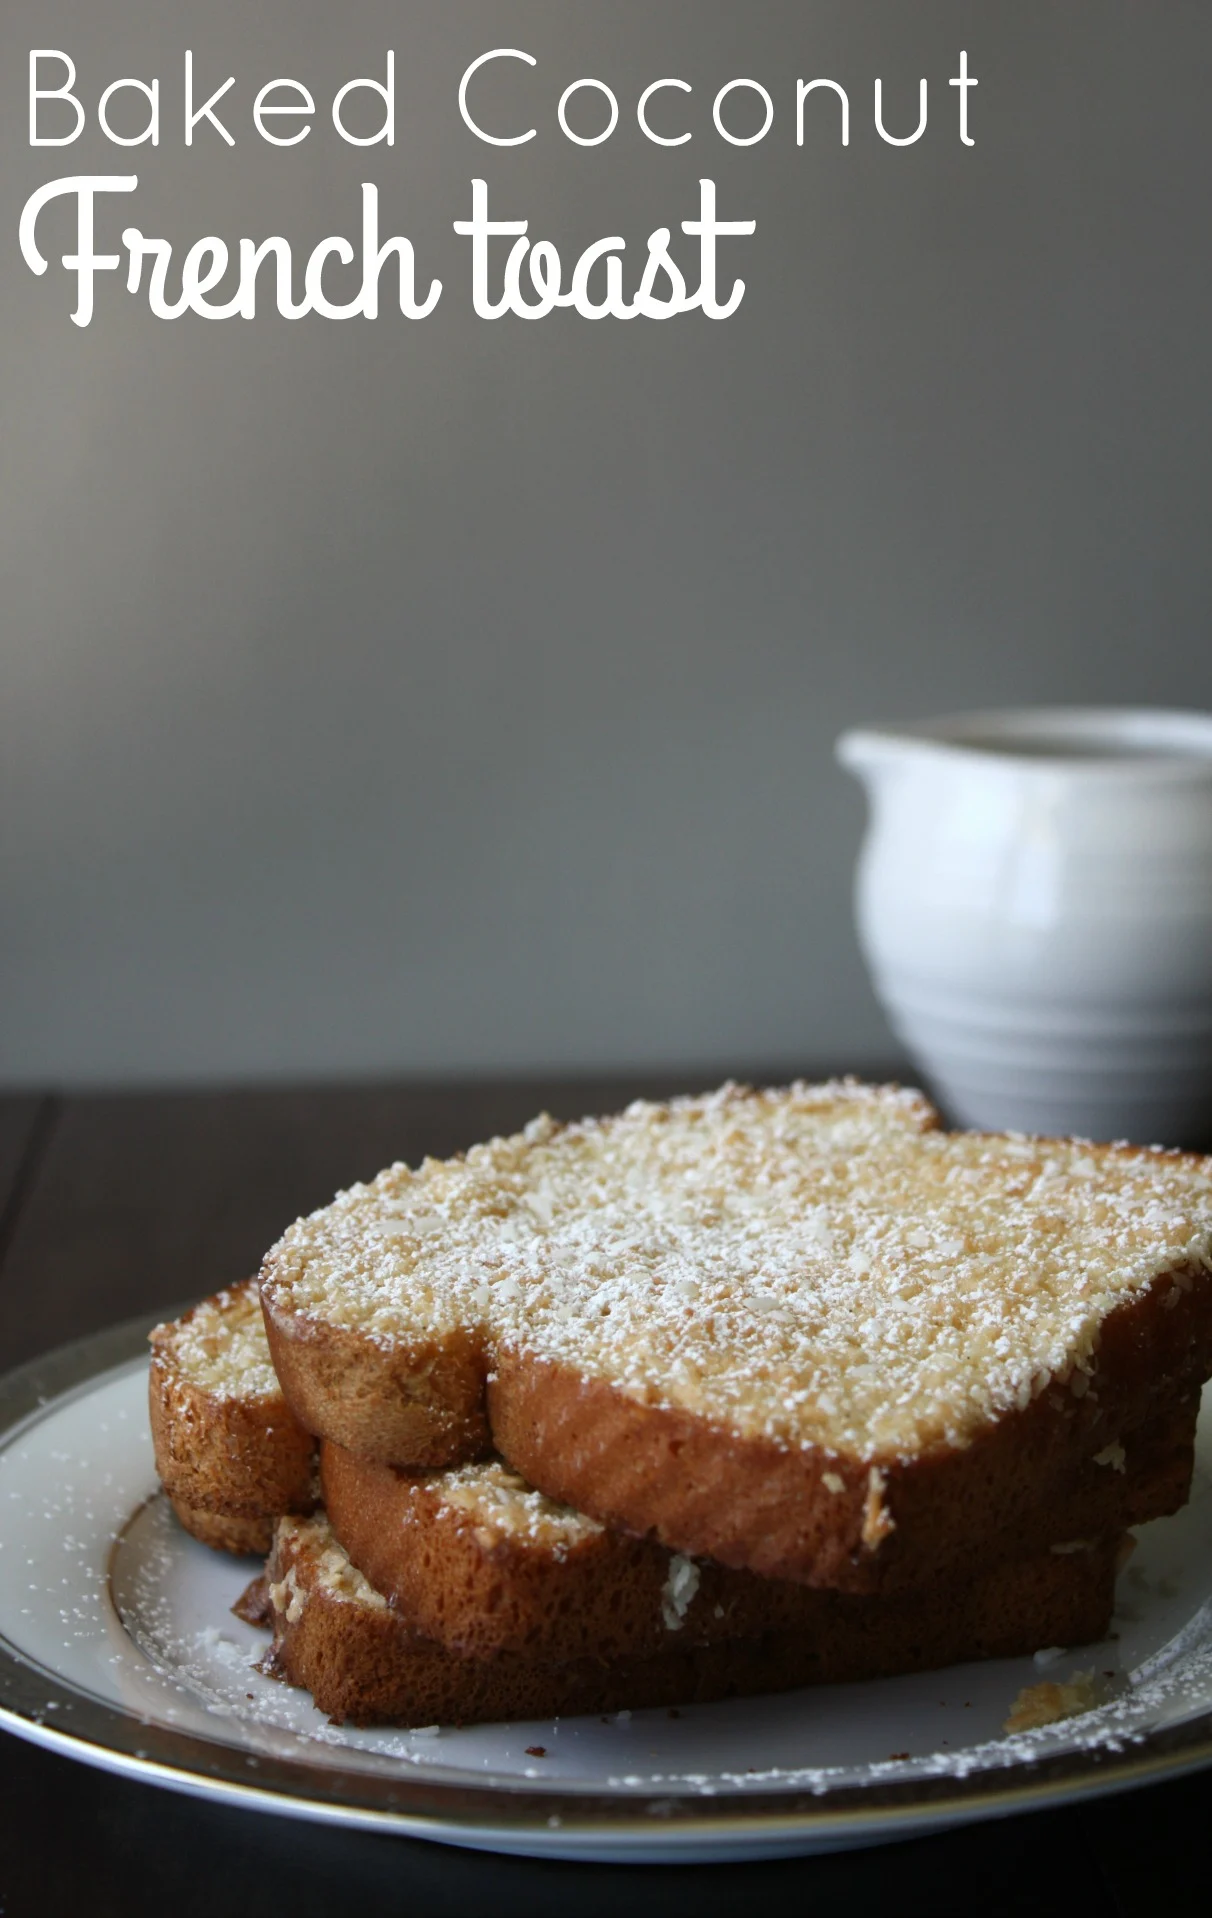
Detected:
[
  {"left": 261, "top": 1079, "right": 1212, "bottom": 1462},
  {"left": 152, "top": 1281, "right": 280, "bottom": 1400},
  {"left": 661, "top": 1554, "right": 702, "bottom": 1630},
  {"left": 1093, "top": 1442, "right": 1127, "bottom": 1474},
  {"left": 273, "top": 1515, "right": 388, "bottom": 1610},
  {"left": 420, "top": 1459, "right": 603, "bottom": 1549}
]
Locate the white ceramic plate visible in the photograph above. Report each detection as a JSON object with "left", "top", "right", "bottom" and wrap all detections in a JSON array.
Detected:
[{"left": 1, "top": 1317, "right": 1210, "bottom": 1863}]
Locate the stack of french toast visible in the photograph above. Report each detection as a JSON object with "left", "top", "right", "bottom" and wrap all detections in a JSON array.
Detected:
[{"left": 148, "top": 1080, "right": 1212, "bottom": 1727}]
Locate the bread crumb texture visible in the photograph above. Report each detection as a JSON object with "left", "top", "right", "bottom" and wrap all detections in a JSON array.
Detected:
[{"left": 262, "top": 1080, "right": 1212, "bottom": 1462}]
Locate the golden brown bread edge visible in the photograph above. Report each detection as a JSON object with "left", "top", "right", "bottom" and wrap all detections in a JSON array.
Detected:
[
  {"left": 487, "top": 1285, "right": 1209, "bottom": 1594},
  {"left": 262, "top": 1259, "right": 1211, "bottom": 1593},
  {"left": 172, "top": 1501, "right": 277, "bottom": 1557},
  {"left": 149, "top": 1289, "right": 317, "bottom": 1555},
  {"left": 321, "top": 1438, "right": 809, "bottom": 1664},
  {"left": 319, "top": 1408, "right": 1194, "bottom": 1664},
  {"left": 259, "top": 1516, "right": 1124, "bottom": 1728},
  {"left": 261, "top": 1310, "right": 490, "bottom": 1470}
]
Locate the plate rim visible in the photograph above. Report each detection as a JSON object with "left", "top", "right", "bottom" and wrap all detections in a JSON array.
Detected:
[{"left": 2, "top": 1313, "right": 1211, "bottom": 1853}]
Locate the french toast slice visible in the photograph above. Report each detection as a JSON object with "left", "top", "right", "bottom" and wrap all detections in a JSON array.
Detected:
[
  {"left": 320, "top": 1413, "right": 1195, "bottom": 1664},
  {"left": 149, "top": 1280, "right": 317, "bottom": 1555},
  {"left": 259, "top": 1080, "right": 1212, "bottom": 1590},
  {"left": 258, "top": 1513, "right": 1124, "bottom": 1728}
]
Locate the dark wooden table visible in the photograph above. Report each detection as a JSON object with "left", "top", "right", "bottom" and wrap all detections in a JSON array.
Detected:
[{"left": 0, "top": 1076, "right": 1207, "bottom": 1917}]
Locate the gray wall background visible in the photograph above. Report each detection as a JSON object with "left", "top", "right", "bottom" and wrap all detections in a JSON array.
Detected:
[{"left": 3, "top": 1, "right": 1211, "bottom": 1088}]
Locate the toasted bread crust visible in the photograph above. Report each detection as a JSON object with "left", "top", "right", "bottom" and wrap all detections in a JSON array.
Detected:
[
  {"left": 149, "top": 1282, "right": 317, "bottom": 1528},
  {"left": 488, "top": 1294, "right": 1207, "bottom": 1591},
  {"left": 321, "top": 1405, "right": 1190, "bottom": 1656},
  {"left": 263, "top": 1270, "right": 1206, "bottom": 1594},
  {"left": 171, "top": 1499, "right": 274, "bottom": 1557},
  {"left": 263, "top": 1514, "right": 1120, "bottom": 1728},
  {"left": 261, "top": 1303, "right": 489, "bottom": 1468},
  {"left": 320, "top": 1442, "right": 811, "bottom": 1662}
]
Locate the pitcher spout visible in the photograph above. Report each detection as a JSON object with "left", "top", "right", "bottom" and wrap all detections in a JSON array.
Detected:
[{"left": 835, "top": 725, "right": 920, "bottom": 792}]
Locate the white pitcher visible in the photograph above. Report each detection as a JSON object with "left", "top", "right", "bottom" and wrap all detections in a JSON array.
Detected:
[{"left": 837, "top": 708, "right": 1212, "bottom": 1145}]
